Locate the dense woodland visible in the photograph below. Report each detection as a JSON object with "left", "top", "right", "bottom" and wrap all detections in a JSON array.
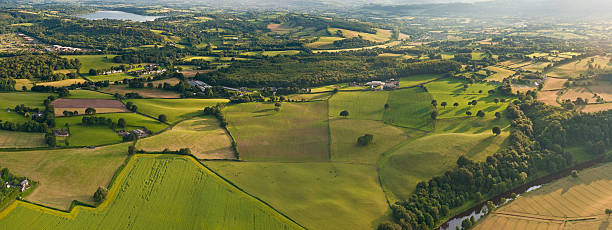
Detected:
[
  {"left": 197, "top": 56, "right": 460, "bottom": 88},
  {"left": 0, "top": 55, "right": 80, "bottom": 85}
]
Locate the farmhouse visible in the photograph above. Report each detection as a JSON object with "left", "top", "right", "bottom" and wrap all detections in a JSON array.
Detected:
[
  {"left": 54, "top": 129, "right": 70, "bottom": 137},
  {"left": 117, "top": 129, "right": 150, "bottom": 138},
  {"left": 19, "top": 179, "right": 30, "bottom": 192}
]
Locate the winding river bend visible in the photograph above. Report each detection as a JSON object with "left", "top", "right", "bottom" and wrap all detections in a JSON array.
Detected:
[{"left": 439, "top": 156, "right": 604, "bottom": 230}]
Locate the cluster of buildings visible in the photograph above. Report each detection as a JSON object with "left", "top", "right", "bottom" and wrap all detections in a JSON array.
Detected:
[
  {"left": 51, "top": 45, "right": 82, "bottom": 52},
  {"left": 365, "top": 79, "right": 400, "bottom": 90},
  {"left": 127, "top": 65, "right": 166, "bottom": 77},
  {"left": 4, "top": 179, "right": 30, "bottom": 192},
  {"left": 117, "top": 129, "right": 150, "bottom": 139}
]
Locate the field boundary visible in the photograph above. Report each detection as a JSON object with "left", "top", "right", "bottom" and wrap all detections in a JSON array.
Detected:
[{"left": 0, "top": 154, "right": 306, "bottom": 229}]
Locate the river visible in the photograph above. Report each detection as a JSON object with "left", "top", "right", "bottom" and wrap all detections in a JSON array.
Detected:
[{"left": 75, "top": 11, "right": 164, "bottom": 22}]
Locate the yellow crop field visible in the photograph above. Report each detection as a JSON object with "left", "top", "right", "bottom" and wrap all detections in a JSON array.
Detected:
[{"left": 475, "top": 162, "right": 612, "bottom": 230}]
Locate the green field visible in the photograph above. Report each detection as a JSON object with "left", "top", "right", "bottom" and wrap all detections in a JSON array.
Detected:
[
  {"left": 0, "top": 130, "right": 46, "bottom": 148},
  {"left": 87, "top": 73, "right": 137, "bottom": 82},
  {"left": 241, "top": 50, "right": 301, "bottom": 56},
  {"left": 224, "top": 102, "right": 329, "bottom": 161},
  {"left": 485, "top": 66, "right": 515, "bottom": 82},
  {"left": 379, "top": 131, "right": 509, "bottom": 201},
  {"left": 0, "top": 143, "right": 130, "bottom": 209},
  {"left": 329, "top": 91, "right": 389, "bottom": 120},
  {"left": 0, "top": 92, "right": 53, "bottom": 123},
  {"left": 0, "top": 155, "right": 302, "bottom": 230},
  {"left": 329, "top": 119, "right": 419, "bottom": 164},
  {"left": 206, "top": 161, "right": 388, "bottom": 230},
  {"left": 61, "top": 55, "right": 119, "bottom": 74},
  {"left": 425, "top": 78, "right": 498, "bottom": 94},
  {"left": 383, "top": 88, "right": 434, "bottom": 130},
  {"left": 127, "top": 98, "right": 229, "bottom": 124},
  {"left": 66, "top": 90, "right": 115, "bottom": 99},
  {"left": 56, "top": 113, "right": 167, "bottom": 147},
  {"left": 136, "top": 117, "right": 235, "bottom": 159},
  {"left": 399, "top": 74, "right": 444, "bottom": 87}
]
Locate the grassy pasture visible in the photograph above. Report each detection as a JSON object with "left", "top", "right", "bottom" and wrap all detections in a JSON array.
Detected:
[
  {"left": 37, "top": 79, "right": 87, "bottom": 87},
  {"left": 586, "top": 80, "right": 612, "bottom": 101},
  {"left": 224, "top": 102, "right": 329, "bottom": 162},
  {"left": 305, "top": 36, "right": 344, "bottom": 49},
  {"left": 328, "top": 28, "right": 392, "bottom": 43},
  {"left": 285, "top": 92, "right": 333, "bottom": 102},
  {"left": 0, "top": 130, "right": 46, "bottom": 148},
  {"left": 310, "top": 83, "right": 366, "bottom": 93},
  {"left": 0, "top": 155, "right": 301, "bottom": 229},
  {"left": 430, "top": 93, "right": 508, "bottom": 119},
  {"left": 127, "top": 98, "right": 228, "bottom": 124},
  {"left": 383, "top": 88, "right": 434, "bottom": 131},
  {"left": 0, "top": 143, "right": 130, "bottom": 209},
  {"left": 559, "top": 87, "right": 595, "bottom": 103},
  {"left": 66, "top": 90, "right": 115, "bottom": 99},
  {"left": 241, "top": 50, "right": 301, "bottom": 56},
  {"left": 87, "top": 73, "right": 137, "bottom": 82},
  {"left": 522, "top": 62, "right": 552, "bottom": 72},
  {"left": 548, "top": 56, "right": 611, "bottom": 78},
  {"left": 537, "top": 90, "right": 561, "bottom": 106},
  {"left": 399, "top": 74, "right": 443, "bottom": 87},
  {"left": 61, "top": 55, "right": 119, "bottom": 74},
  {"left": 379, "top": 131, "right": 509, "bottom": 202},
  {"left": 424, "top": 78, "right": 498, "bottom": 95},
  {"left": 56, "top": 113, "right": 167, "bottom": 147},
  {"left": 136, "top": 117, "right": 235, "bottom": 159},
  {"left": 581, "top": 103, "right": 612, "bottom": 113},
  {"left": 329, "top": 91, "right": 389, "bottom": 120},
  {"left": 100, "top": 85, "right": 181, "bottom": 99},
  {"left": 330, "top": 119, "right": 417, "bottom": 164},
  {"left": 485, "top": 66, "right": 515, "bottom": 82},
  {"left": 206, "top": 161, "right": 388, "bottom": 230},
  {"left": 14, "top": 79, "right": 34, "bottom": 91},
  {"left": 0, "top": 92, "right": 52, "bottom": 123},
  {"left": 476, "top": 162, "right": 612, "bottom": 230},
  {"left": 541, "top": 77, "right": 568, "bottom": 91}
]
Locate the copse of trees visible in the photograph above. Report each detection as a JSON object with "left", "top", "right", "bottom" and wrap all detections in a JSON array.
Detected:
[{"left": 357, "top": 134, "right": 374, "bottom": 146}]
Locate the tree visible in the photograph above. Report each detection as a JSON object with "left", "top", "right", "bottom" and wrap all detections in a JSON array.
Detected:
[
  {"left": 495, "top": 112, "right": 501, "bottom": 119},
  {"left": 377, "top": 222, "right": 401, "bottom": 230},
  {"left": 494, "top": 98, "right": 500, "bottom": 103},
  {"left": 89, "top": 69, "right": 97, "bottom": 76},
  {"left": 158, "top": 114, "right": 167, "bottom": 123},
  {"left": 431, "top": 100, "right": 437, "bottom": 107},
  {"left": 492, "top": 126, "right": 501, "bottom": 136},
  {"left": 340, "top": 110, "right": 349, "bottom": 117},
  {"left": 85, "top": 107, "right": 96, "bottom": 115},
  {"left": 606, "top": 209, "right": 612, "bottom": 217},
  {"left": 274, "top": 102, "right": 281, "bottom": 108},
  {"left": 431, "top": 110, "right": 438, "bottom": 120},
  {"left": 93, "top": 186, "right": 108, "bottom": 203},
  {"left": 453, "top": 102, "right": 459, "bottom": 107},
  {"left": 128, "top": 145, "right": 135, "bottom": 155},
  {"left": 357, "top": 134, "right": 374, "bottom": 146},
  {"left": 384, "top": 103, "right": 390, "bottom": 110},
  {"left": 179, "top": 148, "right": 191, "bottom": 155},
  {"left": 441, "top": 101, "right": 447, "bottom": 109},
  {"left": 477, "top": 110, "right": 485, "bottom": 117},
  {"left": 466, "top": 111, "right": 472, "bottom": 116},
  {"left": 471, "top": 100, "right": 478, "bottom": 106},
  {"left": 118, "top": 118, "right": 126, "bottom": 128}
]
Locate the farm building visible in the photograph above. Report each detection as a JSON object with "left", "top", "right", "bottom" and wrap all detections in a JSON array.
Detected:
[
  {"left": 54, "top": 129, "right": 70, "bottom": 137},
  {"left": 19, "top": 179, "right": 30, "bottom": 192}
]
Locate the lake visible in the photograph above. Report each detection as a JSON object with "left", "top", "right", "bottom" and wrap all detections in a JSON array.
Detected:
[{"left": 76, "top": 11, "right": 163, "bottom": 22}]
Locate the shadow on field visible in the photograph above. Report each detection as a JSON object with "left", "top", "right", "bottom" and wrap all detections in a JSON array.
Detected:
[
  {"left": 599, "top": 220, "right": 609, "bottom": 230},
  {"left": 466, "top": 136, "right": 496, "bottom": 157}
]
